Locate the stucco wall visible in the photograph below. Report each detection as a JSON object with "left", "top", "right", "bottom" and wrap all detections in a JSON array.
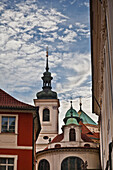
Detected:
[
  {"left": 34, "top": 99, "right": 59, "bottom": 151},
  {"left": 36, "top": 148, "right": 100, "bottom": 170}
]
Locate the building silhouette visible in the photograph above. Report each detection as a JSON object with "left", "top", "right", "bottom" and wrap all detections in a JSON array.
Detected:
[{"left": 35, "top": 50, "right": 100, "bottom": 170}]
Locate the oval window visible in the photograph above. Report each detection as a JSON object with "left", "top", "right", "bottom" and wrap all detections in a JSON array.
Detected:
[{"left": 43, "top": 136, "right": 49, "bottom": 140}]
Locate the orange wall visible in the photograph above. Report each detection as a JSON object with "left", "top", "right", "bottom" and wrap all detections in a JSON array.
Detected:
[
  {"left": 0, "top": 149, "right": 32, "bottom": 170},
  {"left": 18, "top": 113, "right": 33, "bottom": 146}
]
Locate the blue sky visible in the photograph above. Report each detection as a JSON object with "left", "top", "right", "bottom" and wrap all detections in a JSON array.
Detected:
[{"left": 0, "top": 0, "right": 98, "bottom": 131}]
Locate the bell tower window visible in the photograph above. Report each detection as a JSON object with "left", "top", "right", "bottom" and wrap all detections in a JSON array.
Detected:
[
  {"left": 69, "top": 128, "right": 76, "bottom": 141},
  {"left": 43, "top": 109, "right": 50, "bottom": 121}
]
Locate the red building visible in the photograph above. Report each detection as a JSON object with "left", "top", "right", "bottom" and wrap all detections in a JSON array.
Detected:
[{"left": 0, "top": 89, "right": 41, "bottom": 170}]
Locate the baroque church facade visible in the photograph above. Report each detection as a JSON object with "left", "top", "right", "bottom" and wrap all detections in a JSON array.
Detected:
[{"left": 34, "top": 51, "right": 100, "bottom": 170}]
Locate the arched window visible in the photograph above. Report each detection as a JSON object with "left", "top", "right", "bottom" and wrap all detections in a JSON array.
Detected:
[
  {"left": 38, "top": 159, "right": 50, "bottom": 170},
  {"left": 61, "top": 157, "right": 84, "bottom": 170},
  {"left": 69, "top": 128, "right": 76, "bottom": 141},
  {"left": 43, "top": 109, "right": 50, "bottom": 121}
]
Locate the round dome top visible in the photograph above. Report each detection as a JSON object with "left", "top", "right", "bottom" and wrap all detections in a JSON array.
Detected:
[
  {"left": 36, "top": 89, "right": 57, "bottom": 99},
  {"left": 65, "top": 108, "right": 79, "bottom": 118},
  {"left": 66, "top": 118, "right": 79, "bottom": 125}
]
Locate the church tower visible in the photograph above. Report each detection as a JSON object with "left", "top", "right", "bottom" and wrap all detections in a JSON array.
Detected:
[{"left": 34, "top": 49, "right": 60, "bottom": 151}]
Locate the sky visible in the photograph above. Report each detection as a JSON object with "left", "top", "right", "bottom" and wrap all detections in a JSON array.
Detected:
[{"left": 0, "top": 0, "right": 98, "bottom": 131}]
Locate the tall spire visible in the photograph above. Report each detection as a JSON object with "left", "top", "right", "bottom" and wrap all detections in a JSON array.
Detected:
[
  {"left": 46, "top": 46, "right": 49, "bottom": 72},
  {"left": 79, "top": 97, "right": 82, "bottom": 110},
  {"left": 36, "top": 48, "right": 57, "bottom": 99},
  {"left": 70, "top": 101, "right": 73, "bottom": 117}
]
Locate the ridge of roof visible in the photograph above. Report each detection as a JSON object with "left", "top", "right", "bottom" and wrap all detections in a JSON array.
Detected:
[{"left": 0, "top": 89, "right": 35, "bottom": 109}]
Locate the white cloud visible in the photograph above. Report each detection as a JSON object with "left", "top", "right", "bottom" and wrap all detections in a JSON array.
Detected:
[
  {"left": 70, "top": 0, "right": 76, "bottom": 5},
  {"left": 38, "top": 26, "right": 58, "bottom": 32},
  {"left": 59, "top": 29, "right": 77, "bottom": 42},
  {"left": 0, "top": 0, "right": 94, "bottom": 130},
  {"left": 69, "top": 24, "right": 73, "bottom": 29},
  {"left": 84, "top": 2, "right": 89, "bottom": 7},
  {"left": 75, "top": 22, "right": 90, "bottom": 38},
  {"left": 75, "top": 22, "right": 87, "bottom": 28},
  {"left": 5, "top": 40, "right": 22, "bottom": 50}
]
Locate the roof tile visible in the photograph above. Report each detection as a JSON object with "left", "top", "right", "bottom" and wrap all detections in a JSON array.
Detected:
[
  {"left": 51, "top": 133, "right": 64, "bottom": 143},
  {"left": 0, "top": 89, "right": 35, "bottom": 109}
]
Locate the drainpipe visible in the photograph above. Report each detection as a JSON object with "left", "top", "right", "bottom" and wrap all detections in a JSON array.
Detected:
[
  {"left": 92, "top": 94, "right": 104, "bottom": 169},
  {"left": 32, "top": 107, "right": 40, "bottom": 170}
]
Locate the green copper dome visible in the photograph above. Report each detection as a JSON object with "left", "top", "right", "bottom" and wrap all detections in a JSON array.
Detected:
[
  {"left": 78, "top": 98, "right": 97, "bottom": 125},
  {"left": 66, "top": 118, "right": 79, "bottom": 125},
  {"left": 78, "top": 110, "right": 97, "bottom": 125},
  {"left": 63, "top": 101, "right": 80, "bottom": 125},
  {"left": 65, "top": 108, "right": 79, "bottom": 118}
]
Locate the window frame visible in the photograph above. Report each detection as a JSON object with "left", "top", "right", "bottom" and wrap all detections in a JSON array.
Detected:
[
  {"left": 0, "top": 114, "right": 18, "bottom": 134},
  {"left": 38, "top": 159, "right": 50, "bottom": 170},
  {"left": 61, "top": 156, "right": 84, "bottom": 170},
  {"left": 0, "top": 155, "right": 18, "bottom": 170},
  {"left": 2, "top": 116, "right": 15, "bottom": 133},
  {"left": 69, "top": 128, "right": 76, "bottom": 141},
  {"left": 43, "top": 108, "right": 50, "bottom": 122}
]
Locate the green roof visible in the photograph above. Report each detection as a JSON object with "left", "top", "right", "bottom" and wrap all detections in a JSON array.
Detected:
[
  {"left": 79, "top": 110, "right": 97, "bottom": 125},
  {"left": 66, "top": 118, "right": 79, "bottom": 125},
  {"left": 65, "top": 108, "right": 79, "bottom": 118}
]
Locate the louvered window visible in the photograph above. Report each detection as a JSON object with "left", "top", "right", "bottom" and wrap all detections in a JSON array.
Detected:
[{"left": 43, "top": 109, "right": 50, "bottom": 121}]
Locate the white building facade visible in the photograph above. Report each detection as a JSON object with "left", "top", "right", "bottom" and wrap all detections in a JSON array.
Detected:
[{"left": 35, "top": 51, "right": 100, "bottom": 169}]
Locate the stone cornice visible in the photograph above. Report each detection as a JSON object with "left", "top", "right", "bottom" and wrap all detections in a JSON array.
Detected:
[{"left": 36, "top": 147, "right": 99, "bottom": 158}]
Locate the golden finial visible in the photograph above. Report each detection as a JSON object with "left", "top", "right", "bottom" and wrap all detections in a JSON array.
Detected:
[{"left": 46, "top": 46, "right": 48, "bottom": 57}]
